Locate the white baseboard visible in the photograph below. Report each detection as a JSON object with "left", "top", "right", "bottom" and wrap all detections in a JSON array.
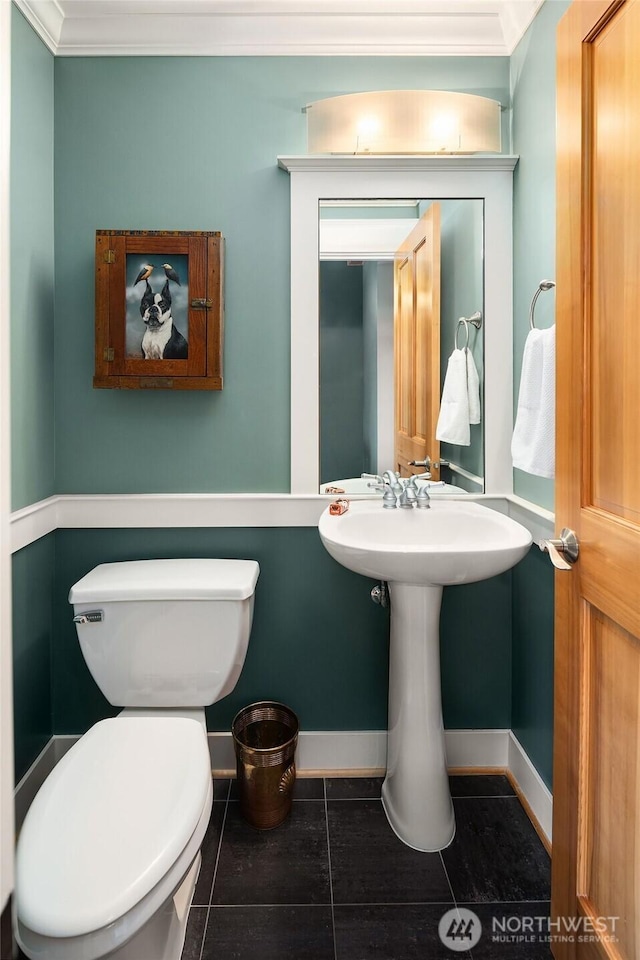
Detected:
[
  {"left": 508, "top": 732, "right": 553, "bottom": 843},
  {"left": 444, "top": 728, "right": 510, "bottom": 768},
  {"left": 14, "top": 729, "right": 551, "bottom": 845},
  {"left": 209, "top": 729, "right": 511, "bottom": 774},
  {"left": 14, "top": 739, "right": 58, "bottom": 832},
  {"left": 208, "top": 729, "right": 390, "bottom": 774}
]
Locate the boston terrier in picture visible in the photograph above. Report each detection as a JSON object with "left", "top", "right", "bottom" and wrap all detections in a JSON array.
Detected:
[{"left": 140, "top": 279, "right": 188, "bottom": 360}]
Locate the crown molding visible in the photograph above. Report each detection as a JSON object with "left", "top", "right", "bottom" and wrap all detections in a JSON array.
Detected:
[
  {"left": 499, "top": 0, "right": 544, "bottom": 55},
  {"left": 14, "top": 0, "right": 544, "bottom": 57},
  {"left": 14, "top": 0, "right": 64, "bottom": 54}
]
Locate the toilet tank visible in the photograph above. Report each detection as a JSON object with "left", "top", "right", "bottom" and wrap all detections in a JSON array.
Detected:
[{"left": 69, "top": 559, "right": 259, "bottom": 707}]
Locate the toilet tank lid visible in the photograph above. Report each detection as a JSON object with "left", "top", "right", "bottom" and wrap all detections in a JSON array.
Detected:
[{"left": 69, "top": 558, "right": 260, "bottom": 604}]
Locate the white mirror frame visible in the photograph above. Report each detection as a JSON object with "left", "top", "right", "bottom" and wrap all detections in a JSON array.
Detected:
[{"left": 279, "top": 155, "right": 518, "bottom": 496}]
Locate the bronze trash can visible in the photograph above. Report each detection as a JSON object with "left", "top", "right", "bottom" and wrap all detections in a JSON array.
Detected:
[{"left": 232, "top": 701, "right": 299, "bottom": 829}]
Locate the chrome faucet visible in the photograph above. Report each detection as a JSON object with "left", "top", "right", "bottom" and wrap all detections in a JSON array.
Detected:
[
  {"left": 366, "top": 478, "right": 398, "bottom": 507},
  {"left": 369, "top": 470, "right": 433, "bottom": 509},
  {"left": 368, "top": 470, "right": 402, "bottom": 508},
  {"left": 361, "top": 473, "right": 383, "bottom": 486},
  {"left": 400, "top": 475, "right": 431, "bottom": 509},
  {"left": 398, "top": 483, "right": 417, "bottom": 508},
  {"left": 368, "top": 469, "right": 432, "bottom": 509}
]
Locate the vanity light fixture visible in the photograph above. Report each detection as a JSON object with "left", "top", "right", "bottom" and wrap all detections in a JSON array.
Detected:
[{"left": 305, "top": 90, "right": 501, "bottom": 155}]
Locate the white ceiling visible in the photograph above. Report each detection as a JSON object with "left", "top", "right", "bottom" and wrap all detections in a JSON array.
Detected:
[{"left": 16, "top": 0, "right": 544, "bottom": 57}]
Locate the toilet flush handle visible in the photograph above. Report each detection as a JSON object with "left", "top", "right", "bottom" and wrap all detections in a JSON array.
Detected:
[{"left": 73, "top": 610, "right": 104, "bottom": 624}]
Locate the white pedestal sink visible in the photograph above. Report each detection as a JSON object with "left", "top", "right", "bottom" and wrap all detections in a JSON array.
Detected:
[{"left": 318, "top": 499, "right": 532, "bottom": 851}]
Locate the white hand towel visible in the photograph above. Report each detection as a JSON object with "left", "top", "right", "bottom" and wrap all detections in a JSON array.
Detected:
[
  {"left": 511, "top": 325, "right": 555, "bottom": 478},
  {"left": 466, "top": 349, "right": 481, "bottom": 425},
  {"left": 436, "top": 349, "right": 470, "bottom": 446}
]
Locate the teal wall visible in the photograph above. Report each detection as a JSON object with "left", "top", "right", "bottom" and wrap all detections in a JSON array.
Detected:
[
  {"left": 438, "top": 199, "right": 484, "bottom": 485},
  {"left": 52, "top": 528, "right": 512, "bottom": 735},
  {"left": 511, "top": 0, "right": 570, "bottom": 511},
  {"left": 512, "top": 547, "right": 554, "bottom": 789},
  {"left": 441, "top": 571, "right": 511, "bottom": 728},
  {"left": 509, "top": 0, "right": 570, "bottom": 790},
  {"left": 10, "top": 8, "right": 56, "bottom": 782},
  {"left": 12, "top": 536, "right": 54, "bottom": 782},
  {"left": 362, "top": 262, "right": 380, "bottom": 475},
  {"left": 361, "top": 260, "right": 394, "bottom": 476},
  {"left": 10, "top": 7, "right": 55, "bottom": 511},
  {"left": 53, "top": 55, "right": 508, "bottom": 495},
  {"left": 319, "top": 261, "right": 365, "bottom": 484}
]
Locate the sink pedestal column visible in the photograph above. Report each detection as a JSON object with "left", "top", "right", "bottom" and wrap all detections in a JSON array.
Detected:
[{"left": 381, "top": 583, "right": 455, "bottom": 851}]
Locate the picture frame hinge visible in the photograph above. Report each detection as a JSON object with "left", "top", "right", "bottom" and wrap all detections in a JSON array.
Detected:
[
  {"left": 103, "top": 249, "right": 116, "bottom": 264},
  {"left": 190, "top": 298, "right": 213, "bottom": 309},
  {"left": 103, "top": 347, "right": 115, "bottom": 361}
]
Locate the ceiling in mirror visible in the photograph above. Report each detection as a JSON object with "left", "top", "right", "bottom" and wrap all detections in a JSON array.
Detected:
[
  {"left": 319, "top": 198, "right": 484, "bottom": 497},
  {"left": 320, "top": 200, "right": 422, "bottom": 261}
]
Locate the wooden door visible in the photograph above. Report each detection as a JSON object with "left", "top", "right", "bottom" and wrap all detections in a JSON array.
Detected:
[
  {"left": 393, "top": 205, "right": 441, "bottom": 478},
  {"left": 553, "top": 3, "right": 640, "bottom": 958}
]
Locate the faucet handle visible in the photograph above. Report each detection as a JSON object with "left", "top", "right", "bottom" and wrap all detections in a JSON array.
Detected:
[
  {"left": 382, "top": 484, "right": 398, "bottom": 509},
  {"left": 416, "top": 485, "right": 431, "bottom": 509}
]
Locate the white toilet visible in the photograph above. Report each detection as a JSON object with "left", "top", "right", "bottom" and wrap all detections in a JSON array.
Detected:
[{"left": 14, "top": 557, "right": 259, "bottom": 960}]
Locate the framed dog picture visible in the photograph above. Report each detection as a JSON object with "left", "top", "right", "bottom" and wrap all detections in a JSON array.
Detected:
[{"left": 94, "top": 230, "right": 223, "bottom": 390}]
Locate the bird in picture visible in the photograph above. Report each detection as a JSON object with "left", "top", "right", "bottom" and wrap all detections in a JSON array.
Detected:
[
  {"left": 133, "top": 263, "right": 155, "bottom": 285},
  {"left": 163, "top": 263, "right": 181, "bottom": 285}
]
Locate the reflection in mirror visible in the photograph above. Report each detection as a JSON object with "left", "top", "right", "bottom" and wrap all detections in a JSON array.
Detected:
[{"left": 319, "top": 199, "right": 484, "bottom": 496}]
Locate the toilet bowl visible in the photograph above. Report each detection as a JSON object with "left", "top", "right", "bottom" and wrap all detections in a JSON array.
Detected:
[{"left": 14, "top": 558, "right": 259, "bottom": 960}]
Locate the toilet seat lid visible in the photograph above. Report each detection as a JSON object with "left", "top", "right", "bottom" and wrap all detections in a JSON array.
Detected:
[{"left": 16, "top": 717, "right": 211, "bottom": 939}]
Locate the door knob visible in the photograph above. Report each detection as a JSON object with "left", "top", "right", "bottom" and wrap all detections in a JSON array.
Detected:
[{"left": 539, "top": 528, "right": 579, "bottom": 570}]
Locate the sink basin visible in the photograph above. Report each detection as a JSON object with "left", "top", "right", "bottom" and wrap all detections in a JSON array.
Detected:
[
  {"left": 318, "top": 498, "right": 532, "bottom": 852},
  {"left": 319, "top": 499, "right": 532, "bottom": 586}
]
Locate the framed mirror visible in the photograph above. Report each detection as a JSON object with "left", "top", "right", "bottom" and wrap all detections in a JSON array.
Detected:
[
  {"left": 279, "top": 155, "right": 517, "bottom": 497},
  {"left": 318, "top": 198, "right": 484, "bottom": 495}
]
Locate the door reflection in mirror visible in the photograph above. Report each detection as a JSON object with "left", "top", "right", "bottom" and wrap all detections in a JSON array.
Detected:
[{"left": 319, "top": 198, "right": 484, "bottom": 493}]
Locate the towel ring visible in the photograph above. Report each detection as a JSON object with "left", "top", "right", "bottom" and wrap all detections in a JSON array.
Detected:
[
  {"left": 455, "top": 311, "right": 482, "bottom": 350},
  {"left": 455, "top": 319, "right": 470, "bottom": 350},
  {"left": 528, "top": 280, "right": 556, "bottom": 330}
]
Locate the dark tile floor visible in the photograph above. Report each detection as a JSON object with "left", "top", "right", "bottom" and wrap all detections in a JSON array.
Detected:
[{"left": 183, "top": 775, "right": 553, "bottom": 960}]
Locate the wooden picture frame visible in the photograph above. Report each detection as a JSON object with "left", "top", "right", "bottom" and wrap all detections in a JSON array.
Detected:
[{"left": 94, "top": 230, "right": 224, "bottom": 390}]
